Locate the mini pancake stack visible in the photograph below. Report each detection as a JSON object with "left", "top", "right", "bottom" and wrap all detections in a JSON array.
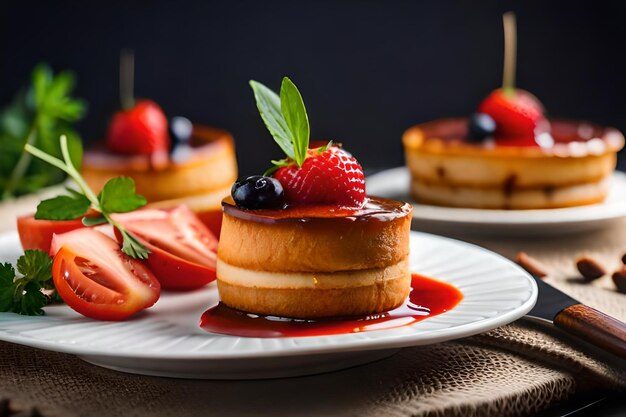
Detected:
[
  {"left": 217, "top": 197, "right": 413, "bottom": 318},
  {"left": 82, "top": 125, "right": 237, "bottom": 232},
  {"left": 403, "top": 118, "right": 624, "bottom": 209}
]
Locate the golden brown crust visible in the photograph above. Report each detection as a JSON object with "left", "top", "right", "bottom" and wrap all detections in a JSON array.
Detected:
[
  {"left": 82, "top": 125, "right": 237, "bottom": 202},
  {"left": 217, "top": 268, "right": 411, "bottom": 318},
  {"left": 217, "top": 209, "right": 412, "bottom": 273}
]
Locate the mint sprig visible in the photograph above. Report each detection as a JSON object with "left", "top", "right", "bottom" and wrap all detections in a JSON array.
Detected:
[
  {"left": 250, "top": 77, "right": 310, "bottom": 167},
  {"left": 25, "top": 135, "right": 150, "bottom": 259},
  {"left": 0, "top": 250, "right": 54, "bottom": 316}
]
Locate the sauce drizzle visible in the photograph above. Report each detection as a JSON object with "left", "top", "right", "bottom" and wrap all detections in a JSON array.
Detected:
[{"left": 200, "top": 274, "right": 463, "bottom": 338}]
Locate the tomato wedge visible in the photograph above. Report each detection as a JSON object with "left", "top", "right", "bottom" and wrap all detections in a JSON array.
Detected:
[
  {"left": 113, "top": 205, "right": 218, "bottom": 291},
  {"left": 51, "top": 229, "right": 160, "bottom": 320},
  {"left": 17, "top": 214, "right": 85, "bottom": 252}
]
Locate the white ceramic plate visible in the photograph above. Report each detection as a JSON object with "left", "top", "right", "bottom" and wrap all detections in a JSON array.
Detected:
[
  {"left": 0, "top": 231, "right": 536, "bottom": 379},
  {"left": 367, "top": 167, "right": 626, "bottom": 236}
]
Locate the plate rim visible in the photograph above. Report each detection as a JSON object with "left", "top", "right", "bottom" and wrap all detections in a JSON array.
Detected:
[
  {"left": 0, "top": 230, "right": 537, "bottom": 360},
  {"left": 366, "top": 167, "right": 626, "bottom": 226}
]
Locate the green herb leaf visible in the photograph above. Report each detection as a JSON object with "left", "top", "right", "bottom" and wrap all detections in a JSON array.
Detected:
[
  {"left": 118, "top": 228, "right": 150, "bottom": 260},
  {"left": 0, "top": 263, "right": 16, "bottom": 312},
  {"left": 0, "top": 63, "right": 86, "bottom": 200},
  {"left": 14, "top": 281, "right": 48, "bottom": 316},
  {"left": 98, "top": 177, "right": 147, "bottom": 214},
  {"left": 16, "top": 250, "right": 53, "bottom": 283},
  {"left": 82, "top": 214, "right": 107, "bottom": 226},
  {"left": 27, "top": 137, "right": 150, "bottom": 260},
  {"left": 0, "top": 251, "right": 55, "bottom": 316},
  {"left": 32, "top": 64, "right": 53, "bottom": 109},
  {"left": 318, "top": 140, "right": 333, "bottom": 153},
  {"left": 35, "top": 193, "right": 91, "bottom": 220},
  {"left": 279, "top": 77, "right": 309, "bottom": 166},
  {"left": 249, "top": 80, "right": 295, "bottom": 160}
]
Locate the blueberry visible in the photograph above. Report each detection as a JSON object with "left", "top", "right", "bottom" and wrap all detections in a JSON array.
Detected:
[
  {"left": 467, "top": 113, "right": 496, "bottom": 142},
  {"left": 231, "top": 176, "right": 285, "bottom": 209},
  {"left": 170, "top": 116, "right": 193, "bottom": 145},
  {"left": 169, "top": 116, "right": 194, "bottom": 161}
]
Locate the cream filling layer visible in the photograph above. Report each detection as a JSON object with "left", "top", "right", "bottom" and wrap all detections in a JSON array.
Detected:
[
  {"left": 216, "top": 258, "right": 409, "bottom": 290},
  {"left": 411, "top": 175, "right": 610, "bottom": 209}
]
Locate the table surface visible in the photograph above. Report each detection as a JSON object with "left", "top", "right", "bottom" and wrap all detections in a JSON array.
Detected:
[{"left": 0, "top": 185, "right": 625, "bottom": 417}]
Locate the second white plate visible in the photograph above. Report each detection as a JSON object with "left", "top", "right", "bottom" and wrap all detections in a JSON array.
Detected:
[{"left": 367, "top": 167, "right": 626, "bottom": 236}]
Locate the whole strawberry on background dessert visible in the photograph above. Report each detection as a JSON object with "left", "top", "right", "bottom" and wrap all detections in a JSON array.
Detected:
[
  {"left": 216, "top": 77, "right": 413, "bottom": 319},
  {"left": 80, "top": 52, "right": 237, "bottom": 235},
  {"left": 402, "top": 12, "right": 624, "bottom": 210}
]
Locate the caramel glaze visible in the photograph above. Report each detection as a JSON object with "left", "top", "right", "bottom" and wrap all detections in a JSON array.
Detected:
[
  {"left": 421, "top": 118, "right": 615, "bottom": 144},
  {"left": 222, "top": 196, "right": 412, "bottom": 224},
  {"left": 415, "top": 117, "right": 624, "bottom": 151}
]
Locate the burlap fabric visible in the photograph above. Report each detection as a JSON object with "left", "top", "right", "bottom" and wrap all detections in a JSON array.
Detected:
[{"left": 0, "top": 192, "right": 625, "bottom": 417}]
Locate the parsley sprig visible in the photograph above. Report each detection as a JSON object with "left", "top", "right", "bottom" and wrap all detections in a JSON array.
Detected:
[
  {"left": 0, "top": 64, "right": 86, "bottom": 200},
  {"left": 0, "top": 250, "right": 54, "bottom": 316},
  {"left": 25, "top": 135, "right": 150, "bottom": 259},
  {"left": 250, "top": 77, "right": 311, "bottom": 171}
]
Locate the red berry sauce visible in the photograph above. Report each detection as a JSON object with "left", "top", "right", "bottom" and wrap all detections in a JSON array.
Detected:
[{"left": 199, "top": 274, "right": 463, "bottom": 338}]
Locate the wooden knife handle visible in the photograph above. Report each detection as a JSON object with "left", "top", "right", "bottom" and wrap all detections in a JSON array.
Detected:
[{"left": 554, "top": 304, "right": 626, "bottom": 358}]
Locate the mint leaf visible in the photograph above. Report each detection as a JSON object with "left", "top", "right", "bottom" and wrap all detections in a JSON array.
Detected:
[
  {"left": 98, "top": 177, "right": 146, "bottom": 213},
  {"left": 0, "top": 263, "right": 16, "bottom": 312},
  {"left": 16, "top": 250, "right": 53, "bottom": 283},
  {"left": 35, "top": 193, "right": 90, "bottom": 220},
  {"left": 249, "top": 80, "right": 296, "bottom": 160},
  {"left": 280, "top": 77, "right": 309, "bottom": 166}
]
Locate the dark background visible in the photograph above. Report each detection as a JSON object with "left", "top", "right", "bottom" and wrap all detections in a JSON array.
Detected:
[{"left": 3, "top": 0, "right": 626, "bottom": 175}]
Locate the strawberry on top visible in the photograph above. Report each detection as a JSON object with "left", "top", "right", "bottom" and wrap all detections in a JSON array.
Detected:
[
  {"left": 477, "top": 88, "right": 546, "bottom": 143},
  {"left": 274, "top": 145, "right": 365, "bottom": 207},
  {"left": 107, "top": 99, "right": 170, "bottom": 155},
  {"left": 231, "top": 76, "right": 366, "bottom": 210},
  {"left": 469, "top": 12, "right": 550, "bottom": 147},
  {"left": 105, "top": 51, "right": 173, "bottom": 159}
]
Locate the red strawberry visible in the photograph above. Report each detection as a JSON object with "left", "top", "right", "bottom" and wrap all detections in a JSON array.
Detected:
[
  {"left": 478, "top": 88, "right": 548, "bottom": 145},
  {"left": 273, "top": 146, "right": 366, "bottom": 207},
  {"left": 107, "top": 100, "right": 170, "bottom": 155}
]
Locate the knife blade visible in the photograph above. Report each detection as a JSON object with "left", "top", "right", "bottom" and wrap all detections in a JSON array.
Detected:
[{"left": 528, "top": 276, "right": 626, "bottom": 358}]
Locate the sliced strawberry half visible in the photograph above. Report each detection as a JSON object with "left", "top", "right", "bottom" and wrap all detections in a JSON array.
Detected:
[{"left": 273, "top": 146, "right": 366, "bottom": 208}]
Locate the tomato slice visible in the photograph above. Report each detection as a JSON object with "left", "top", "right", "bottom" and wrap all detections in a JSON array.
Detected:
[
  {"left": 113, "top": 205, "right": 218, "bottom": 291},
  {"left": 17, "top": 214, "right": 85, "bottom": 252},
  {"left": 51, "top": 229, "right": 160, "bottom": 320},
  {"left": 195, "top": 208, "right": 223, "bottom": 239}
]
